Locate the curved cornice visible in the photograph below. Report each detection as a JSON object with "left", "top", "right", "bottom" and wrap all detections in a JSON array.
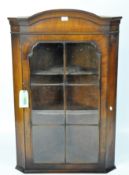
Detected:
[{"left": 8, "top": 9, "right": 122, "bottom": 26}]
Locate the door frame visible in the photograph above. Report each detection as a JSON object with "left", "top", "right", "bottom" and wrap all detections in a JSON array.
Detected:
[{"left": 21, "top": 34, "right": 109, "bottom": 171}]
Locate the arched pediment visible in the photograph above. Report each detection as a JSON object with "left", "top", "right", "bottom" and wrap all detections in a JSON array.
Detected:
[{"left": 8, "top": 9, "right": 122, "bottom": 34}]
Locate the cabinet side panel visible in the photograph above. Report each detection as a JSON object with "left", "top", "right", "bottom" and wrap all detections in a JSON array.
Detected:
[
  {"left": 11, "top": 34, "right": 25, "bottom": 168},
  {"left": 106, "top": 33, "right": 119, "bottom": 168}
]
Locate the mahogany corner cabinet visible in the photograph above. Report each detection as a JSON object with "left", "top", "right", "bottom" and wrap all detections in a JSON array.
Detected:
[{"left": 8, "top": 9, "right": 122, "bottom": 173}]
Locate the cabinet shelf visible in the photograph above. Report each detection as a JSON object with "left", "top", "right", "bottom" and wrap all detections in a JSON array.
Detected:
[
  {"left": 31, "top": 66, "right": 98, "bottom": 76},
  {"left": 31, "top": 67, "right": 64, "bottom": 75},
  {"left": 30, "top": 82, "right": 99, "bottom": 86},
  {"left": 30, "top": 83, "right": 63, "bottom": 86},
  {"left": 66, "top": 67, "right": 98, "bottom": 75}
]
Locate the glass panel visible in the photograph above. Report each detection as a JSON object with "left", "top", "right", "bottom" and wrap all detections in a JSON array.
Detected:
[
  {"left": 66, "top": 43, "right": 100, "bottom": 84},
  {"left": 66, "top": 42, "right": 100, "bottom": 72},
  {"left": 31, "top": 86, "right": 64, "bottom": 110},
  {"left": 29, "top": 43, "right": 65, "bottom": 164},
  {"left": 66, "top": 126, "right": 99, "bottom": 163},
  {"left": 31, "top": 75, "right": 63, "bottom": 84},
  {"left": 66, "top": 110, "right": 99, "bottom": 125},
  {"left": 32, "top": 126, "right": 65, "bottom": 163},
  {"left": 67, "top": 75, "right": 98, "bottom": 84},
  {"left": 30, "top": 43, "right": 64, "bottom": 85},
  {"left": 32, "top": 110, "right": 64, "bottom": 125},
  {"left": 30, "top": 43, "right": 63, "bottom": 75},
  {"left": 66, "top": 85, "right": 99, "bottom": 110}
]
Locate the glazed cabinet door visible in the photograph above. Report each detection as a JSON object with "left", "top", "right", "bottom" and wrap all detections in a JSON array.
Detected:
[{"left": 28, "top": 41, "right": 101, "bottom": 165}]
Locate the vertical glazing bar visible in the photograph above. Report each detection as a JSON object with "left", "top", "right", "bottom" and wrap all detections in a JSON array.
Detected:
[{"left": 63, "top": 42, "right": 67, "bottom": 163}]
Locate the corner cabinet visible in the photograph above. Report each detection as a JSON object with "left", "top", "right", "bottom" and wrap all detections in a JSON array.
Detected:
[{"left": 8, "top": 9, "right": 122, "bottom": 173}]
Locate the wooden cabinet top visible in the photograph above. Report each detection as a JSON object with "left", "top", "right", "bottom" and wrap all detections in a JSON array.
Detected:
[{"left": 8, "top": 9, "right": 122, "bottom": 34}]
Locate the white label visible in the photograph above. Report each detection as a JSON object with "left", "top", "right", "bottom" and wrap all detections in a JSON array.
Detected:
[
  {"left": 61, "top": 16, "right": 69, "bottom": 21},
  {"left": 19, "top": 90, "right": 29, "bottom": 108}
]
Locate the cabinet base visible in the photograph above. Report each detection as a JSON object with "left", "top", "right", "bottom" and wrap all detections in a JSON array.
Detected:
[{"left": 16, "top": 165, "right": 116, "bottom": 173}]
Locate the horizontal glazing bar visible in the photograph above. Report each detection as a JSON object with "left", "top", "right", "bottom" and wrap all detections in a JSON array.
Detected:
[
  {"left": 32, "top": 124, "right": 99, "bottom": 126},
  {"left": 30, "top": 83, "right": 99, "bottom": 86}
]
